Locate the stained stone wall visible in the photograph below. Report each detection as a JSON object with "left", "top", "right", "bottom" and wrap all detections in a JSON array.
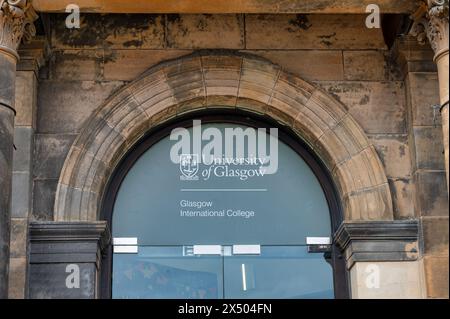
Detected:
[
  {"left": 33, "top": 13, "right": 410, "bottom": 221},
  {"left": 392, "top": 36, "right": 449, "bottom": 298},
  {"left": 8, "top": 13, "right": 448, "bottom": 297}
]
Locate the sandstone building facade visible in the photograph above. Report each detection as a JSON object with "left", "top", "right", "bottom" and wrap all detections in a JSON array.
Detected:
[{"left": 0, "top": 1, "right": 448, "bottom": 299}]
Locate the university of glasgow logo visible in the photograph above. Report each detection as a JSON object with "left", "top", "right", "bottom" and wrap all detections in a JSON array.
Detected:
[{"left": 180, "top": 154, "right": 199, "bottom": 180}]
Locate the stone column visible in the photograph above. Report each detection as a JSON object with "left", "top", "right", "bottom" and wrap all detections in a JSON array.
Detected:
[
  {"left": 0, "top": 0, "right": 37, "bottom": 298},
  {"left": 411, "top": 0, "right": 450, "bottom": 193}
]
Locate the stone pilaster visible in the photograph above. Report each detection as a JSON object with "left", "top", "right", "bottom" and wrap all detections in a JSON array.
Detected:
[
  {"left": 8, "top": 38, "right": 45, "bottom": 299},
  {"left": 0, "top": 0, "right": 37, "bottom": 298},
  {"left": 410, "top": 0, "right": 450, "bottom": 298},
  {"left": 411, "top": 0, "right": 450, "bottom": 193},
  {"left": 334, "top": 221, "right": 424, "bottom": 298}
]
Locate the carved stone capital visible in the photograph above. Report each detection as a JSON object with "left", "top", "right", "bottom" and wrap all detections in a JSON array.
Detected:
[
  {"left": 0, "top": 0, "right": 38, "bottom": 60},
  {"left": 410, "top": 0, "right": 449, "bottom": 61}
]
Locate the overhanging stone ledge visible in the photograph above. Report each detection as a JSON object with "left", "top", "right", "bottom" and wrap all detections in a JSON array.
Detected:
[
  {"left": 29, "top": 221, "right": 111, "bottom": 264},
  {"left": 334, "top": 220, "right": 419, "bottom": 269},
  {"left": 28, "top": 221, "right": 111, "bottom": 299}
]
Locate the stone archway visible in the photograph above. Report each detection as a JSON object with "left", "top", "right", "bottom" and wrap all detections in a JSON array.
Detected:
[{"left": 54, "top": 53, "right": 393, "bottom": 222}]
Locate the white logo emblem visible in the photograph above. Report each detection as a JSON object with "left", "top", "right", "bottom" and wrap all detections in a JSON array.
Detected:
[{"left": 180, "top": 154, "right": 199, "bottom": 180}]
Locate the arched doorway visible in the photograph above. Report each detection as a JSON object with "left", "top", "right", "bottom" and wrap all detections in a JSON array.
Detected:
[
  {"left": 100, "top": 110, "right": 349, "bottom": 298},
  {"left": 52, "top": 53, "right": 393, "bottom": 299}
]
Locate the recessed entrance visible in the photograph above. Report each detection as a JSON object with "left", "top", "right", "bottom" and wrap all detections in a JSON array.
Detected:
[{"left": 101, "top": 110, "right": 348, "bottom": 299}]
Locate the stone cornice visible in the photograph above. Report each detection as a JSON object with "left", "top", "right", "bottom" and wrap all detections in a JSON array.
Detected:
[
  {"left": 410, "top": 0, "right": 449, "bottom": 61},
  {"left": 29, "top": 221, "right": 111, "bottom": 251},
  {"left": 0, "top": 0, "right": 38, "bottom": 60},
  {"left": 334, "top": 220, "right": 419, "bottom": 269}
]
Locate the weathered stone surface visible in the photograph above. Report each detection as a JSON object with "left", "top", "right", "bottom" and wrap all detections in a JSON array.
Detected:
[
  {"left": 392, "top": 36, "right": 437, "bottom": 78},
  {"left": 388, "top": 178, "right": 415, "bottom": 219},
  {"left": 33, "top": 134, "right": 76, "bottom": 179},
  {"left": 29, "top": 263, "right": 96, "bottom": 299},
  {"left": 342, "top": 183, "right": 393, "bottom": 220},
  {"left": 422, "top": 216, "right": 449, "bottom": 256},
  {"left": 350, "top": 261, "right": 425, "bottom": 299},
  {"left": 32, "top": 179, "right": 58, "bottom": 221},
  {"left": 0, "top": 106, "right": 15, "bottom": 299},
  {"left": 240, "top": 57, "right": 280, "bottom": 104},
  {"left": 15, "top": 71, "right": 37, "bottom": 127},
  {"left": 241, "top": 50, "right": 344, "bottom": 81},
  {"left": 28, "top": 221, "right": 109, "bottom": 299},
  {"left": 12, "top": 127, "right": 33, "bottom": 172},
  {"left": 423, "top": 256, "right": 449, "bottom": 298},
  {"left": 369, "top": 135, "right": 411, "bottom": 179},
  {"left": 9, "top": 218, "right": 27, "bottom": 258},
  {"left": 103, "top": 49, "right": 192, "bottom": 81},
  {"left": 8, "top": 257, "right": 27, "bottom": 299},
  {"left": 50, "top": 50, "right": 102, "bottom": 81},
  {"left": 33, "top": 0, "right": 421, "bottom": 14},
  {"left": 37, "top": 81, "right": 124, "bottom": 133},
  {"left": 407, "top": 72, "right": 440, "bottom": 126},
  {"left": 11, "top": 172, "right": 32, "bottom": 219},
  {"left": 334, "top": 220, "right": 419, "bottom": 267},
  {"left": 202, "top": 55, "right": 241, "bottom": 102},
  {"left": 318, "top": 81, "right": 406, "bottom": 134},
  {"left": 246, "top": 14, "right": 386, "bottom": 50},
  {"left": 414, "top": 171, "right": 449, "bottom": 217},
  {"left": 0, "top": 54, "right": 16, "bottom": 109},
  {"left": 343, "top": 51, "right": 388, "bottom": 81},
  {"left": 412, "top": 127, "right": 445, "bottom": 170},
  {"left": 51, "top": 14, "right": 165, "bottom": 49},
  {"left": 167, "top": 14, "right": 244, "bottom": 49}
]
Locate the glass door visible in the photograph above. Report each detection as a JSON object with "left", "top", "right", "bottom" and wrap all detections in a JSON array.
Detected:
[
  {"left": 109, "top": 119, "right": 340, "bottom": 298},
  {"left": 112, "top": 245, "right": 333, "bottom": 299}
]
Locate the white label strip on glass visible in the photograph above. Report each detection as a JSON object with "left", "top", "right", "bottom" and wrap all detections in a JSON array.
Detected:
[
  {"left": 113, "top": 237, "right": 138, "bottom": 245},
  {"left": 233, "top": 245, "right": 261, "bottom": 255},
  {"left": 306, "top": 237, "right": 331, "bottom": 245},
  {"left": 193, "top": 245, "right": 222, "bottom": 255},
  {"left": 113, "top": 246, "right": 138, "bottom": 254}
]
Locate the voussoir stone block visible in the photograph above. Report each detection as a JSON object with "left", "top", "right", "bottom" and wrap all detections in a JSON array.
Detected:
[
  {"left": 388, "top": 178, "right": 415, "bottom": 219},
  {"left": 236, "top": 97, "right": 268, "bottom": 115},
  {"left": 239, "top": 58, "right": 280, "bottom": 104},
  {"left": 202, "top": 55, "right": 241, "bottom": 98},
  {"left": 128, "top": 69, "right": 171, "bottom": 105},
  {"left": 293, "top": 110, "right": 325, "bottom": 149},
  {"left": 343, "top": 183, "right": 393, "bottom": 220},
  {"left": 272, "top": 72, "right": 314, "bottom": 106},
  {"left": 314, "top": 128, "right": 352, "bottom": 171},
  {"left": 305, "top": 90, "right": 348, "bottom": 131},
  {"left": 331, "top": 115, "right": 370, "bottom": 157}
]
